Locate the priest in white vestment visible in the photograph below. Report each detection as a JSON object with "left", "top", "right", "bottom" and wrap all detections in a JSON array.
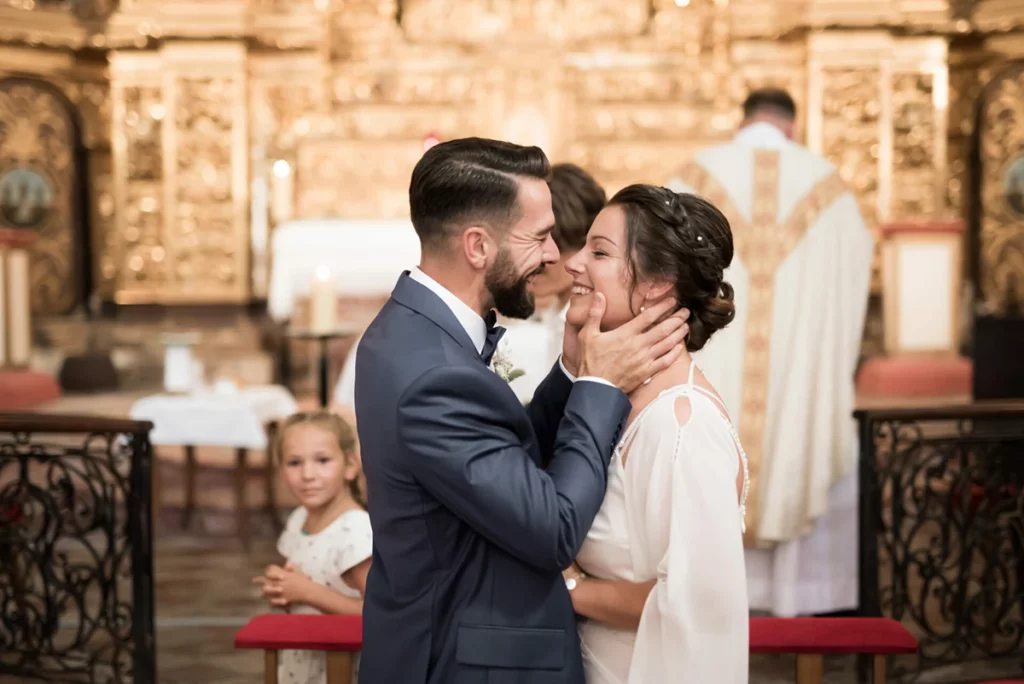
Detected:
[
  {"left": 334, "top": 162, "right": 606, "bottom": 409},
  {"left": 668, "top": 89, "right": 874, "bottom": 617}
]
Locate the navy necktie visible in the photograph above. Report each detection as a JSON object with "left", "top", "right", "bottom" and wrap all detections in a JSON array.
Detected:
[{"left": 481, "top": 311, "right": 506, "bottom": 365}]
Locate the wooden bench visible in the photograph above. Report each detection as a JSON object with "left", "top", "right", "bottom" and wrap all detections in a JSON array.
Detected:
[
  {"left": 234, "top": 614, "right": 362, "bottom": 684},
  {"left": 750, "top": 616, "right": 919, "bottom": 684}
]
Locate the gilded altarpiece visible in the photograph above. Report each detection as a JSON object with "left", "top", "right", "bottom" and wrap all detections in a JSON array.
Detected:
[{"left": 12, "top": 0, "right": 1019, "bottom": 307}]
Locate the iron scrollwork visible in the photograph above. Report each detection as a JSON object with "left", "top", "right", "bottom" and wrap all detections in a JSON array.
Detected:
[
  {"left": 857, "top": 406, "right": 1024, "bottom": 681},
  {"left": 0, "top": 416, "right": 156, "bottom": 684}
]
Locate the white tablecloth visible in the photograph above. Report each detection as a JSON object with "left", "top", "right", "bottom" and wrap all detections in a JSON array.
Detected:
[
  {"left": 268, "top": 218, "right": 422, "bottom": 321},
  {"left": 129, "top": 385, "right": 299, "bottom": 449}
]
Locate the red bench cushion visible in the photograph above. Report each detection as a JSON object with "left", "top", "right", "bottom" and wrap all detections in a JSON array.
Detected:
[
  {"left": 234, "top": 614, "right": 362, "bottom": 652},
  {"left": 0, "top": 371, "right": 60, "bottom": 411},
  {"left": 750, "top": 617, "right": 918, "bottom": 655}
]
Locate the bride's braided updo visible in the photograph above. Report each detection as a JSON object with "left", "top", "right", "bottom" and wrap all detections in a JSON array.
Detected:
[{"left": 608, "top": 184, "right": 736, "bottom": 351}]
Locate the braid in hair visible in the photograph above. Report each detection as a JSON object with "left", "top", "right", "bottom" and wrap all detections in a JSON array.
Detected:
[{"left": 610, "top": 184, "right": 736, "bottom": 351}]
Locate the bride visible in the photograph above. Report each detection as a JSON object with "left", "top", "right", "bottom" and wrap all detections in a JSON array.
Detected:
[{"left": 561, "top": 184, "right": 749, "bottom": 683}]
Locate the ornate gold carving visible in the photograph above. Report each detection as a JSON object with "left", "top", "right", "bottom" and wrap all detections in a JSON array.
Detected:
[
  {"left": 329, "top": 0, "right": 400, "bottom": 59},
  {"left": 568, "top": 64, "right": 720, "bottom": 190},
  {"left": 677, "top": 152, "right": 848, "bottom": 545},
  {"left": 397, "top": 0, "right": 649, "bottom": 45},
  {"left": 820, "top": 67, "right": 881, "bottom": 286},
  {"left": 2, "top": 0, "right": 117, "bottom": 19},
  {"left": 117, "top": 84, "right": 166, "bottom": 291},
  {"left": 296, "top": 141, "right": 421, "bottom": 219},
  {"left": 977, "top": 64, "right": 1024, "bottom": 316},
  {"left": 891, "top": 72, "right": 938, "bottom": 219},
  {"left": 171, "top": 76, "right": 243, "bottom": 295},
  {"left": 0, "top": 79, "right": 81, "bottom": 315}
]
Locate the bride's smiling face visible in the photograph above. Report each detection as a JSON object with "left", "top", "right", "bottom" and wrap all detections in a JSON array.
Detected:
[{"left": 564, "top": 204, "right": 650, "bottom": 331}]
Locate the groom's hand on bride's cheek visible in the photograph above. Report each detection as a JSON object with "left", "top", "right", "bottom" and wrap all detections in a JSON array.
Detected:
[{"left": 577, "top": 294, "right": 688, "bottom": 394}]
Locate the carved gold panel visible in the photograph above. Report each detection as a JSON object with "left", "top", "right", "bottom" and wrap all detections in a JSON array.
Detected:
[
  {"left": 976, "top": 62, "right": 1024, "bottom": 316},
  {"left": 396, "top": 0, "right": 651, "bottom": 45},
  {"left": 808, "top": 32, "right": 950, "bottom": 291},
  {"left": 816, "top": 66, "right": 882, "bottom": 229},
  {"left": 111, "top": 43, "right": 249, "bottom": 304},
  {"left": 296, "top": 140, "right": 422, "bottom": 219},
  {"left": 0, "top": 77, "right": 82, "bottom": 315},
  {"left": 111, "top": 52, "right": 166, "bottom": 299}
]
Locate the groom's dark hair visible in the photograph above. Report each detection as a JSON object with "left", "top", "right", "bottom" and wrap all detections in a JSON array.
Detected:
[{"left": 409, "top": 137, "right": 551, "bottom": 254}]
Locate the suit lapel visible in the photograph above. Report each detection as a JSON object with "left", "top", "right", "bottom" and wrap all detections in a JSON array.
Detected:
[{"left": 390, "top": 272, "right": 481, "bottom": 359}]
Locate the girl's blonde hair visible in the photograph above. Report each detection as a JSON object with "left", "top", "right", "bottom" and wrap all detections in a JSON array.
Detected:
[{"left": 275, "top": 410, "right": 366, "bottom": 509}]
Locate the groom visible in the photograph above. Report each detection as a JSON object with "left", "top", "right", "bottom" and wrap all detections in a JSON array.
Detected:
[{"left": 354, "top": 137, "right": 688, "bottom": 684}]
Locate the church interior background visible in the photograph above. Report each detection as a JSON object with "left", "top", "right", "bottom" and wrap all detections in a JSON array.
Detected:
[{"left": 1, "top": 0, "right": 1024, "bottom": 682}]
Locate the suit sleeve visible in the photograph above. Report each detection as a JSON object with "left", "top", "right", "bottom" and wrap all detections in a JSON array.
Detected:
[
  {"left": 397, "top": 365, "right": 630, "bottom": 573},
  {"left": 525, "top": 361, "right": 574, "bottom": 467}
]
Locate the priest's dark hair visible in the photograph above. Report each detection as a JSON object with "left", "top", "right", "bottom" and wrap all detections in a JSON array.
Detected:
[
  {"left": 742, "top": 88, "right": 797, "bottom": 121},
  {"left": 609, "top": 184, "right": 736, "bottom": 352},
  {"left": 409, "top": 137, "right": 551, "bottom": 254}
]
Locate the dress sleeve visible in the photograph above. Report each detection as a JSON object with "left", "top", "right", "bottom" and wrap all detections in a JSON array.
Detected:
[
  {"left": 628, "top": 412, "right": 749, "bottom": 684},
  {"left": 330, "top": 510, "right": 373, "bottom": 578},
  {"left": 276, "top": 507, "right": 305, "bottom": 560}
]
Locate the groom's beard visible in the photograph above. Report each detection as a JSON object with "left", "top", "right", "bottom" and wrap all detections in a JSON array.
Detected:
[{"left": 486, "top": 248, "right": 542, "bottom": 320}]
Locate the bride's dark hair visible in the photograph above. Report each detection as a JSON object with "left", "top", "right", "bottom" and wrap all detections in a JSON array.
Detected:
[{"left": 608, "top": 184, "right": 736, "bottom": 352}]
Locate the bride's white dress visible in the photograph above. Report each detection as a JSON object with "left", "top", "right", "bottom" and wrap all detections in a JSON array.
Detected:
[{"left": 576, "top": 361, "right": 750, "bottom": 683}]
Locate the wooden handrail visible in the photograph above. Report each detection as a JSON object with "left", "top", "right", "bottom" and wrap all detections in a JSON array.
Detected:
[
  {"left": 854, "top": 400, "right": 1024, "bottom": 422},
  {"left": 0, "top": 412, "right": 153, "bottom": 434}
]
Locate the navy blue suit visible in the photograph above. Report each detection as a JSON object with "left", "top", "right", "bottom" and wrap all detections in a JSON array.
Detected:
[{"left": 354, "top": 272, "right": 630, "bottom": 684}]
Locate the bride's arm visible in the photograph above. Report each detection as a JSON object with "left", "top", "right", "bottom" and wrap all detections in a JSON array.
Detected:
[{"left": 567, "top": 574, "right": 656, "bottom": 631}]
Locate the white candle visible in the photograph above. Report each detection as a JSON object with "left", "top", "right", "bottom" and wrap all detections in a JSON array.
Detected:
[
  {"left": 310, "top": 264, "right": 336, "bottom": 334},
  {"left": 250, "top": 175, "right": 269, "bottom": 296},
  {"left": 270, "top": 159, "right": 293, "bottom": 223},
  {"left": 0, "top": 250, "right": 7, "bottom": 366},
  {"left": 6, "top": 248, "right": 30, "bottom": 367}
]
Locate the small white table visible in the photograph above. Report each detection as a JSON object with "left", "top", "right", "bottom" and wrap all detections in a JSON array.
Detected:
[{"left": 129, "top": 385, "right": 298, "bottom": 547}]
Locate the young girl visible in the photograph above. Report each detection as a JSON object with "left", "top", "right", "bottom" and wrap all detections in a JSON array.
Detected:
[{"left": 253, "top": 410, "right": 372, "bottom": 684}]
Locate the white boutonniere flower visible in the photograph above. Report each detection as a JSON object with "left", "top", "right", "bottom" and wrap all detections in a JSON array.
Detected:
[{"left": 491, "top": 343, "right": 525, "bottom": 383}]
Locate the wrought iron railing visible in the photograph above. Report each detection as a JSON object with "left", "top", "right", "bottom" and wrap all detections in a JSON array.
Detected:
[
  {"left": 0, "top": 413, "right": 156, "bottom": 684},
  {"left": 857, "top": 403, "right": 1024, "bottom": 682}
]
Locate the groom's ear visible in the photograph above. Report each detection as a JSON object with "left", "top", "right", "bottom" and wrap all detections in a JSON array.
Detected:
[{"left": 463, "top": 226, "right": 492, "bottom": 270}]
